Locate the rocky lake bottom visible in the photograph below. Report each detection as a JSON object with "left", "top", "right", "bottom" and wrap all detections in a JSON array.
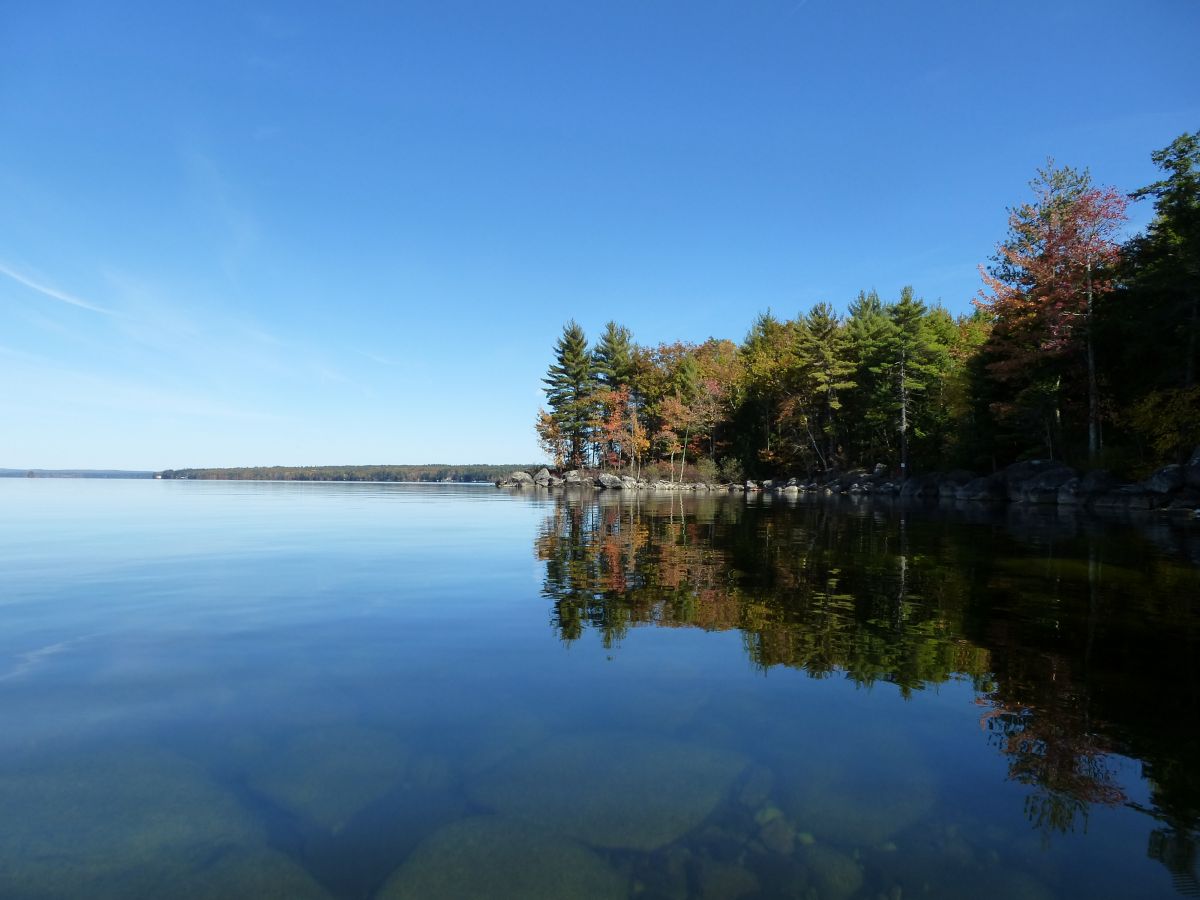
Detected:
[{"left": 0, "top": 480, "right": 1197, "bottom": 898}]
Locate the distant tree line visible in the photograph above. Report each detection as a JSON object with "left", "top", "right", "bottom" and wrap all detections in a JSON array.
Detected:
[
  {"left": 159, "top": 464, "right": 535, "bottom": 482},
  {"left": 537, "top": 132, "right": 1200, "bottom": 480}
]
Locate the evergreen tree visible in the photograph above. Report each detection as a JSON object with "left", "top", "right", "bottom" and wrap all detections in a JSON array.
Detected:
[
  {"left": 737, "top": 312, "right": 794, "bottom": 472},
  {"left": 593, "top": 321, "right": 636, "bottom": 388},
  {"left": 1128, "top": 131, "right": 1200, "bottom": 389},
  {"left": 794, "top": 302, "right": 855, "bottom": 471},
  {"left": 542, "top": 320, "right": 597, "bottom": 467},
  {"left": 1108, "top": 131, "right": 1200, "bottom": 464},
  {"left": 844, "top": 290, "right": 894, "bottom": 465},
  {"left": 877, "top": 287, "right": 945, "bottom": 476}
]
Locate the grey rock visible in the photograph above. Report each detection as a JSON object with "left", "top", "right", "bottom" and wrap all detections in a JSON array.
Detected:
[
  {"left": 1165, "top": 487, "right": 1200, "bottom": 512},
  {"left": 619, "top": 475, "right": 639, "bottom": 489},
  {"left": 956, "top": 474, "right": 1006, "bottom": 502},
  {"left": 1144, "top": 464, "right": 1185, "bottom": 494},
  {"left": 1003, "top": 458, "right": 1071, "bottom": 487},
  {"left": 1081, "top": 469, "right": 1121, "bottom": 493},
  {"left": 938, "top": 470, "right": 977, "bottom": 498},
  {"left": 533, "top": 468, "right": 551, "bottom": 485},
  {"left": 744, "top": 480, "right": 759, "bottom": 492},
  {"left": 597, "top": 473, "right": 623, "bottom": 489},
  {"left": 1093, "top": 486, "right": 1167, "bottom": 511},
  {"left": 563, "top": 470, "right": 583, "bottom": 484},
  {"left": 1014, "top": 466, "right": 1078, "bottom": 504},
  {"left": 900, "top": 474, "right": 941, "bottom": 499}
]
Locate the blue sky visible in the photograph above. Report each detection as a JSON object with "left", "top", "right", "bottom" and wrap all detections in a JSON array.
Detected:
[{"left": 2, "top": 1, "right": 1197, "bottom": 469}]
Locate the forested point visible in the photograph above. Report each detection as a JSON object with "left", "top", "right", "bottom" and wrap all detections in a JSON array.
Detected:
[
  {"left": 159, "top": 465, "right": 537, "bottom": 482},
  {"left": 537, "top": 133, "right": 1200, "bottom": 484}
]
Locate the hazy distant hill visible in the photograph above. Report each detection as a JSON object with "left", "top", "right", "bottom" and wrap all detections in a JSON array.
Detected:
[
  {"left": 0, "top": 469, "right": 155, "bottom": 479},
  {"left": 158, "top": 464, "right": 540, "bottom": 483}
]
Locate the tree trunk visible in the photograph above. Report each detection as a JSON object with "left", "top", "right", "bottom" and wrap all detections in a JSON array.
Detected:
[
  {"left": 898, "top": 353, "right": 909, "bottom": 478},
  {"left": 1086, "top": 259, "right": 1100, "bottom": 460},
  {"left": 806, "top": 418, "right": 827, "bottom": 473}
]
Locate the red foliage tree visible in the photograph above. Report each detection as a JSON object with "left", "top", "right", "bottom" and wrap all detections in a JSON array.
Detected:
[{"left": 977, "top": 164, "right": 1128, "bottom": 460}]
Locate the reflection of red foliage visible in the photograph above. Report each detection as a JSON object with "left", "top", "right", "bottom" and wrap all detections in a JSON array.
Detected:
[{"left": 978, "top": 678, "right": 1127, "bottom": 838}]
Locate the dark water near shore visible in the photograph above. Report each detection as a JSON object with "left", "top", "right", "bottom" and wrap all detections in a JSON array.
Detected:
[{"left": 1, "top": 480, "right": 1198, "bottom": 899}]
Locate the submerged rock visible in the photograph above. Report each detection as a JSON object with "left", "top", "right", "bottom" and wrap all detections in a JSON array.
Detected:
[
  {"left": 696, "top": 858, "right": 759, "bottom": 899},
  {"left": 0, "top": 748, "right": 328, "bottom": 899},
  {"left": 799, "top": 843, "right": 864, "bottom": 900},
  {"left": 245, "top": 727, "right": 441, "bottom": 834},
  {"left": 778, "top": 749, "right": 936, "bottom": 847},
  {"left": 174, "top": 848, "right": 331, "bottom": 899},
  {"left": 376, "top": 816, "right": 626, "bottom": 899},
  {"left": 468, "top": 734, "right": 746, "bottom": 850}
]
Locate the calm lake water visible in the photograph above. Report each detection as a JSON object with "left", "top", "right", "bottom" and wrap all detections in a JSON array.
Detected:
[{"left": 1, "top": 480, "right": 1198, "bottom": 899}]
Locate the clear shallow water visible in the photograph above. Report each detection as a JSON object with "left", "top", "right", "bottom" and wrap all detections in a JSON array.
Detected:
[{"left": 0, "top": 480, "right": 1197, "bottom": 899}]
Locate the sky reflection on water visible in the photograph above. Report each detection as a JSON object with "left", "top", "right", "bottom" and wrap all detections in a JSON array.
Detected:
[{"left": 0, "top": 480, "right": 1197, "bottom": 898}]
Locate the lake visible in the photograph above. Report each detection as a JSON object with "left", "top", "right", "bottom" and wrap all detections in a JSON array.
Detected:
[{"left": 0, "top": 479, "right": 1197, "bottom": 899}]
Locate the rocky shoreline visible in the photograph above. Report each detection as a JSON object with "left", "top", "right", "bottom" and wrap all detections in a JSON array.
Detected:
[{"left": 497, "top": 450, "right": 1200, "bottom": 519}]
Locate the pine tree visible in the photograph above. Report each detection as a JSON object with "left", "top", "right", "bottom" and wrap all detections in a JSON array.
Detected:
[
  {"left": 877, "top": 287, "right": 945, "bottom": 476},
  {"left": 542, "top": 320, "right": 597, "bottom": 467},
  {"left": 794, "top": 302, "right": 855, "bottom": 471},
  {"left": 844, "top": 290, "right": 894, "bottom": 465},
  {"left": 593, "top": 321, "right": 636, "bottom": 388}
]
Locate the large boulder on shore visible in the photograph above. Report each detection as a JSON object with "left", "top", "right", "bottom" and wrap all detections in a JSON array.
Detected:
[
  {"left": 498, "top": 470, "right": 533, "bottom": 487},
  {"left": 899, "top": 473, "right": 941, "bottom": 499},
  {"left": 596, "top": 473, "right": 623, "bottom": 489},
  {"left": 1092, "top": 485, "right": 1168, "bottom": 511},
  {"left": 956, "top": 474, "right": 1006, "bottom": 502},
  {"left": 533, "top": 468, "right": 551, "bottom": 486},
  {"left": 1003, "top": 460, "right": 1074, "bottom": 502},
  {"left": 1058, "top": 469, "right": 1120, "bottom": 505},
  {"left": 1144, "top": 464, "right": 1185, "bottom": 494},
  {"left": 937, "top": 470, "right": 977, "bottom": 498}
]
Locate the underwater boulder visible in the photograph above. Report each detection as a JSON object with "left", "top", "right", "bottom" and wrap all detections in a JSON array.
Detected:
[
  {"left": 375, "top": 816, "right": 626, "bottom": 899},
  {"left": 245, "top": 726, "right": 444, "bottom": 834},
  {"left": 798, "top": 843, "right": 864, "bottom": 900},
  {"left": 468, "top": 733, "right": 746, "bottom": 851},
  {"left": 777, "top": 744, "right": 937, "bottom": 847},
  {"left": 171, "top": 847, "right": 331, "bottom": 899},
  {"left": 0, "top": 747, "right": 328, "bottom": 898}
]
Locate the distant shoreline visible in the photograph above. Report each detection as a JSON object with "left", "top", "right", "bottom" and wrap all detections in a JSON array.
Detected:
[{"left": 155, "top": 464, "right": 542, "bottom": 483}]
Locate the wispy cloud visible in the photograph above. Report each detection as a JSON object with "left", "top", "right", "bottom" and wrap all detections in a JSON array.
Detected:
[{"left": 0, "top": 262, "right": 115, "bottom": 315}]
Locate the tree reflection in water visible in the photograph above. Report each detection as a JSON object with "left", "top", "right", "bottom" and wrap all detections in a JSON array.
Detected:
[{"left": 534, "top": 491, "right": 1200, "bottom": 875}]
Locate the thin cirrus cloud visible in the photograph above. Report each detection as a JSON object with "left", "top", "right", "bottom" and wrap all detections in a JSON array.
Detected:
[{"left": 0, "top": 262, "right": 115, "bottom": 316}]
